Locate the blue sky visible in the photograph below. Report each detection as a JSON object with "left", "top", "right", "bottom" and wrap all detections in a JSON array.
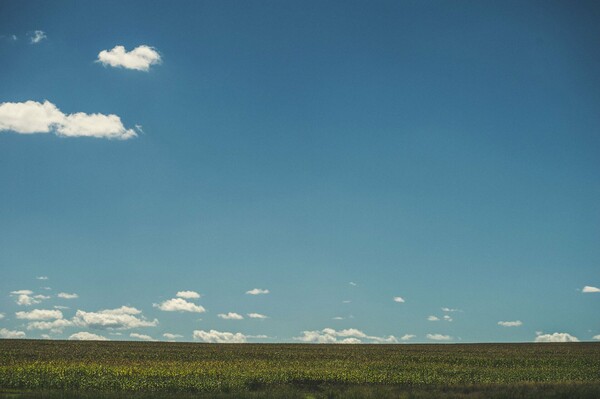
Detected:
[{"left": 0, "top": 0, "right": 599, "bottom": 343}]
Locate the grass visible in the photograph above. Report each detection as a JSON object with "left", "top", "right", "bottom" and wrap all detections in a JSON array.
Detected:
[{"left": 0, "top": 340, "right": 599, "bottom": 398}]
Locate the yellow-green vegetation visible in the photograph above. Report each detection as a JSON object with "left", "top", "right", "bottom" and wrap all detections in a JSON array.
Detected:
[{"left": 0, "top": 340, "right": 599, "bottom": 398}]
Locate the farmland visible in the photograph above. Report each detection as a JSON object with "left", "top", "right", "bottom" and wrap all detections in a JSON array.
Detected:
[{"left": 0, "top": 340, "right": 599, "bottom": 398}]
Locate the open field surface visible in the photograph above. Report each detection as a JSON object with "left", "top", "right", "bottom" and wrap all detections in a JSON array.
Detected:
[{"left": 1, "top": 340, "right": 599, "bottom": 398}]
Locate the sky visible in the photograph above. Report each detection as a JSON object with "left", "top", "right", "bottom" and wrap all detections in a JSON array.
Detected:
[{"left": 0, "top": 0, "right": 599, "bottom": 344}]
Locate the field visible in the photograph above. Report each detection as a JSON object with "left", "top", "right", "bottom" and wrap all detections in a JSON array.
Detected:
[{"left": 1, "top": 340, "right": 599, "bottom": 398}]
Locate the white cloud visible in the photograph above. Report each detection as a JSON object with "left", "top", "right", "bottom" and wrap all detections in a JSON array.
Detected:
[
  {"left": 498, "top": 320, "right": 522, "bottom": 327},
  {"left": 36, "top": 276, "right": 48, "bottom": 280},
  {"left": 582, "top": 286, "right": 600, "bottom": 293},
  {"left": 130, "top": 333, "right": 155, "bottom": 341},
  {"left": 349, "top": 282, "right": 357, "bottom": 286},
  {"left": 29, "top": 30, "right": 46, "bottom": 44},
  {"left": 68, "top": 331, "right": 108, "bottom": 341},
  {"left": 74, "top": 306, "right": 158, "bottom": 330},
  {"left": 193, "top": 329, "right": 247, "bottom": 343},
  {"left": 218, "top": 312, "right": 244, "bottom": 320},
  {"left": 11, "top": 290, "right": 33, "bottom": 295},
  {"left": 0, "top": 100, "right": 137, "bottom": 140},
  {"left": 153, "top": 298, "right": 206, "bottom": 313},
  {"left": 534, "top": 332, "right": 579, "bottom": 343},
  {"left": 54, "top": 306, "right": 69, "bottom": 310},
  {"left": 246, "top": 288, "right": 269, "bottom": 295},
  {"left": 332, "top": 316, "right": 344, "bottom": 320},
  {"left": 97, "top": 45, "right": 161, "bottom": 71},
  {"left": 16, "top": 309, "right": 62, "bottom": 320},
  {"left": 0, "top": 313, "right": 4, "bottom": 319},
  {"left": 294, "top": 328, "right": 398, "bottom": 344},
  {"left": 163, "top": 333, "right": 183, "bottom": 340},
  {"left": 247, "top": 313, "right": 268, "bottom": 319},
  {"left": 427, "top": 316, "right": 439, "bottom": 321},
  {"left": 342, "top": 300, "right": 351, "bottom": 303},
  {"left": 10, "top": 290, "right": 49, "bottom": 306},
  {"left": 176, "top": 291, "right": 201, "bottom": 299},
  {"left": 593, "top": 335, "right": 600, "bottom": 341},
  {"left": 0, "top": 328, "right": 26, "bottom": 338},
  {"left": 57, "top": 292, "right": 78, "bottom": 299},
  {"left": 27, "top": 319, "right": 73, "bottom": 333},
  {"left": 401, "top": 334, "right": 416, "bottom": 341},
  {"left": 393, "top": 296, "right": 405, "bottom": 303},
  {"left": 443, "top": 315, "right": 453, "bottom": 322},
  {"left": 441, "top": 307, "right": 461, "bottom": 312},
  {"left": 41, "top": 334, "right": 51, "bottom": 339},
  {"left": 426, "top": 333, "right": 452, "bottom": 341}
]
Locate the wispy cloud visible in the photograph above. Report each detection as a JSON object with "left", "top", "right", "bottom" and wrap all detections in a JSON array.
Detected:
[
  {"left": 29, "top": 30, "right": 46, "bottom": 44},
  {"left": 0, "top": 100, "right": 137, "bottom": 140},
  {"left": 218, "top": 312, "right": 244, "bottom": 320},
  {"left": 498, "top": 320, "right": 522, "bottom": 327},
  {"left": 68, "top": 331, "right": 108, "bottom": 341},
  {"left": 153, "top": 298, "right": 206, "bottom": 313},
  {"left": 441, "top": 307, "right": 462, "bottom": 312},
  {"left": 36, "top": 276, "right": 48, "bottom": 280},
  {"left": 247, "top": 313, "right": 268, "bottom": 319},
  {"left": 534, "top": 332, "right": 579, "bottom": 342},
  {"left": 97, "top": 45, "right": 161, "bottom": 71},
  {"left": 163, "top": 333, "right": 183, "bottom": 340},
  {"left": 193, "top": 329, "right": 248, "bottom": 343},
  {"left": 246, "top": 288, "right": 269, "bottom": 295},
  {"left": 57, "top": 292, "right": 78, "bottom": 299},
  {"left": 401, "top": 334, "right": 416, "bottom": 341}
]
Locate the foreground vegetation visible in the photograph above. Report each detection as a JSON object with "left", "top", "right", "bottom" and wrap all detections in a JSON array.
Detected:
[{"left": 0, "top": 340, "right": 599, "bottom": 398}]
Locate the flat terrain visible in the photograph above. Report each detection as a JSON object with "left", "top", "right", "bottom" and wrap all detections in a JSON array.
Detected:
[{"left": 1, "top": 340, "right": 599, "bottom": 398}]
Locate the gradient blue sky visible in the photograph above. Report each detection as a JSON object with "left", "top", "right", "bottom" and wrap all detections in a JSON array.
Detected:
[{"left": 0, "top": 0, "right": 599, "bottom": 343}]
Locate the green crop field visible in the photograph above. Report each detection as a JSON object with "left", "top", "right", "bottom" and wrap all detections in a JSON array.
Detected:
[{"left": 1, "top": 340, "right": 599, "bottom": 398}]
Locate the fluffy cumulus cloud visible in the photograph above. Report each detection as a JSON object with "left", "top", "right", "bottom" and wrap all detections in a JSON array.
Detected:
[
  {"left": 426, "top": 333, "right": 452, "bottom": 341},
  {"left": 15, "top": 309, "right": 62, "bottom": 320},
  {"left": 0, "top": 313, "right": 4, "bottom": 319},
  {"left": 29, "top": 30, "right": 46, "bottom": 44},
  {"left": 427, "top": 316, "right": 439, "bottom": 321},
  {"left": 294, "top": 328, "right": 398, "bottom": 344},
  {"left": 130, "top": 333, "right": 155, "bottom": 341},
  {"left": 57, "top": 292, "right": 78, "bottom": 299},
  {"left": 153, "top": 298, "right": 206, "bottom": 313},
  {"left": 68, "top": 331, "right": 108, "bottom": 341},
  {"left": 73, "top": 306, "right": 158, "bottom": 330},
  {"left": 0, "top": 328, "right": 26, "bottom": 338},
  {"left": 393, "top": 296, "right": 405, "bottom": 303},
  {"left": 10, "top": 290, "right": 49, "bottom": 306},
  {"left": 193, "top": 329, "right": 248, "bottom": 343},
  {"left": 593, "top": 335, "right": 600, "bottom": 341},
  {"left": 246, "top": 288, "right": 269, "bottom": 295},
  {"left": 582, "top": 286, "right": 600, "bottom": 293},
  {"left": 176, "top": 291, "right": 201, "bottom": 299},
  {"left": 534, "top": 332, "right": 579, "bottom": 343},
  {"left": 97, "top": 45, "right": 161, "bottom": 71},
  {"left": 0, "top": 100, "right": 137, "bottom": 140},
  {"left": 401, "top": 334, "right": 416, "bottom": 341},
  {"left": 218, "top": 312, "right": 244, "bottom": 320},
  {"left": 498, "top": 320, "right": 522, "bottom": 327}
]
